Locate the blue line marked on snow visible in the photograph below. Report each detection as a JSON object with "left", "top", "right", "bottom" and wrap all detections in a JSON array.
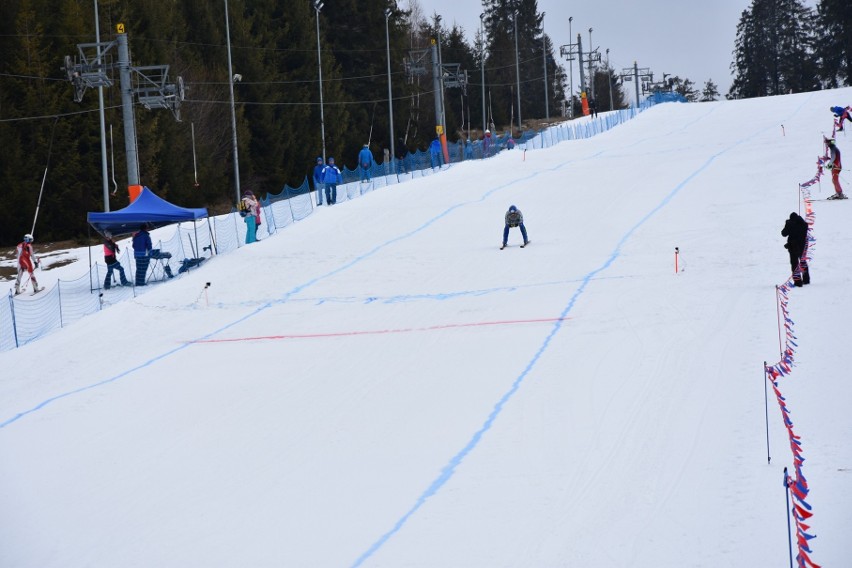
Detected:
[{"left": 348, "top": 97, "right": 816, "bottom": 565}]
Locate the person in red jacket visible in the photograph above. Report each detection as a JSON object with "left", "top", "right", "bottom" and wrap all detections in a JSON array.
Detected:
[
  {"left": 825, "top": 138, "right": 846, "bottom": 200},
  {"left": 14, "top": 233, "right": 42, "bottom": 295}
]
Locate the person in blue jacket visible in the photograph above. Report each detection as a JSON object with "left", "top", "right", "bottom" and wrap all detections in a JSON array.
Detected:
[
  {"left": 464, "top": 139, "right": 473, "bottom": 160},
  {"left": 313, "top": 156, "right": 326, "bottom": 204},
  {"left": 321, "top": 157, "right": 342, "bottom": 205},
  {"left": 132, "top": 223, "right": 153, "bottom": 285},
  {"left": 358, "top": 144, "right": 374, "bottom": 182},
  {"left": 831, "top": 106, "right": 851, "bottom": 132},
  {"left": 429, "top": 137, "right": 442, "bottom": 169}
]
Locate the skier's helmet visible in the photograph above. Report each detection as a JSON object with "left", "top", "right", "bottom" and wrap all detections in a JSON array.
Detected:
[
  {"left": 826, "top": 137, "right": 835, "bottom": 145},
  {"left": 104, "top": 230, "right": 112, "bottom": 238},
  {"left": 23, "top": 233, "right": 33, "bottom": 242},
  {"left": 509, "top": 205, "right": 517, "bottom": 212}
]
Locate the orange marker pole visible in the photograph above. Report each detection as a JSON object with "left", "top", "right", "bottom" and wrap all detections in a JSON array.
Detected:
[{"left": 674, "top": 247, "right": 679, "bottom": 274}]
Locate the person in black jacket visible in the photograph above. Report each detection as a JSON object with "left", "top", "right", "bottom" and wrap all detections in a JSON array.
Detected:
[{"left": 781, "top": 212, "right": 809, "bottom": 287}]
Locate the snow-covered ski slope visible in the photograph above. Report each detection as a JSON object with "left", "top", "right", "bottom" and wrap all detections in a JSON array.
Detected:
[{"left": 2, "top": 88, "right": 852, "bottom": 567}]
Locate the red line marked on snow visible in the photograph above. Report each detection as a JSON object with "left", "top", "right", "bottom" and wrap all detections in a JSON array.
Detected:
[{"left": 186, "top": 316, "right": 571, "bottom": 344}]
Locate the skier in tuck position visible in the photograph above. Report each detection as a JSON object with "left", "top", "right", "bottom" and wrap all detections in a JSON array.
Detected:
[
  {"left": 824, "top": 137, "right": 846, "bottom": 200},
  {"left": 500, "top": 205, "right": 529, "bottom": 249},
  {"left": 14, "top": 233, "right": 42, "bottom": 295}
]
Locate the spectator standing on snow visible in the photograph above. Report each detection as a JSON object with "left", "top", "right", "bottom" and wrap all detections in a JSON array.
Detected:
[
  {"left": 241, "top": 190, "right": 259, "bottom": 244},
  {"left": 500, "top": 205, "right": 529, "bottom": 250},
  {"left": 358, "top": 144, "right": 374, "bottom": 182},
  {"left": 132, "top": 224, "right": 153, "bottom": 286},
  {"left": 322, "top": 156, "right": 342, "bottom": 205},
  {"left": 483, "top": 130, "right": 493, "bottom": 158},
  {"left": 781, "top": 212, "right": 810, "bottom": 287},
  {"left": 103, "top": 231, "right": 129, "bottom": 289},
  {"left": 825, "top": 138, "right": 846, "bottom": 200},
  {"left": 14, "top": 233, "right": 42, "bottom": 295},
  {"left": 429, "top": 137, "right": 442, "bottom": 169},
  {"left": 831, "top": 106, "right": 851, "bottom": 132},
  {"left": 313, "top": 156, "right": 326, "bottom": 204}
]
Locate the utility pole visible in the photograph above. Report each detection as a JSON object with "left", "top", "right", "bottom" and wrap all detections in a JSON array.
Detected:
[
  {"left": 436, "top": 15, "right": 446, "bottom": 132},
  {"left": 93, "top": 0, "right": 109, "bottom": 211},
  {"left": 115, "top": 33, "right": 139, "bottom": 187},
  {"left": 576, "top": 33, "right": 585, "bottom": 101},
  {"left": 314, "top": 1, "right": 326, "bottom": 166},
  {"left": 560, "top": 17, "right": 576, "bottom": 118},
  {"left": 513, "top": 10, "right": 521, "bottom": 130},
  {"left": 384, "top": 8, "right": 395, "bottom": 165},
  {"left": 224, "top": 0, "right": 241, "bottom": 204},
  {"left": 588, "top": 28, "right": 594, "bottom": 102},
  {"left": 606, "top": 48, "right": 614, "bottom": 111},
  {"left": 542, "top": 12, "right": 549, "bottom": 121},
  {"left": 480, "top": 13, "right": 486, "bottom": 133}
]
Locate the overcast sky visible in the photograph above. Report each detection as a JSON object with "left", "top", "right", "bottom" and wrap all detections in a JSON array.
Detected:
[{"left": 408, "top": 0, "right": 816, "bottom": 96}]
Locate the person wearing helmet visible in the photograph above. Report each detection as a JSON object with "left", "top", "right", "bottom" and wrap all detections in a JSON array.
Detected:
[
  {"left": 483, "top": 129, "right": 493, "bottom": 158},
  {"left": 358, "top": 143, "right": 374, "bottom": 182},
  {"left": 500, "top": 205, "right": 529, "bottom": 249},
  {"left": 824, "top": 137, "right": 846, "bottom": 200},
  {"left": 313, "top": 156, "right": 326, "bottom": 205},
  {"left": 321, "top": 156, "right": 342, "bottom": 205},
  {"left": 14, "top": 233, "right": 42, "bottom": 295},
  {"left": 830, "top": 106, "right": 851, "bottom": 132},
  {"left": 102, "top": 231, "right": 129, "bottom": 289}
]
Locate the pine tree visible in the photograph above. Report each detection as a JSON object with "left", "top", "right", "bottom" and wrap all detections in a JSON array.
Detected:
[
  {"left": 729, "top": 0, "right": 818, "bottom": 99},
  {"left": 700, "top": 79, "right": 720, "bottom": 101},
  {"left": 816, "top": 0, "right": 852, "bottom": 87}
]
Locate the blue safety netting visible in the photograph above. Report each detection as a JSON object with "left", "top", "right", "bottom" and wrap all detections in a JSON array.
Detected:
[{"left": 2, "top": 98, "right": 683, "bottom": 351}]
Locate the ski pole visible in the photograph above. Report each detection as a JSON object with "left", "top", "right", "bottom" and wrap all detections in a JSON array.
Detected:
[
  {"left": 764, "top": 362, "right": 771, "bottom": 464},
  {"left": 783, "top": 468, "right": 793, "bottom": 568},
  {"left": 775, "top": 286, "right": 784, "bottom": 357}
]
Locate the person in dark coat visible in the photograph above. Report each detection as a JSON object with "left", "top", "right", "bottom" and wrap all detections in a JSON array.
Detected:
[{"left": 781, "top": 212, "right": 810, "bottom": 287}]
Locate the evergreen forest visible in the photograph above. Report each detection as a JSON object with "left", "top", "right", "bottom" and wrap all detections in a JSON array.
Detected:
[{"left": 0, "top": 0, "right": 849, "bottom": 245}]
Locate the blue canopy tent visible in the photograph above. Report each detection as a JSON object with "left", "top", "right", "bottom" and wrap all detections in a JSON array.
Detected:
[
  {"left": 87, "top": 186, "right": 208, "bottom": 235},
  {"left": 86, "top": 187, "right": 213, "bottom": 290}
]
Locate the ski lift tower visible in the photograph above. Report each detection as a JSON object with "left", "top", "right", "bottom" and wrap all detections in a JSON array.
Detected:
[
  {"left": 63, "top": 23, "right": 185, "bottom": 204},
  {"left": 618, "top": 62, "right": 652, "bottom": 108}
]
